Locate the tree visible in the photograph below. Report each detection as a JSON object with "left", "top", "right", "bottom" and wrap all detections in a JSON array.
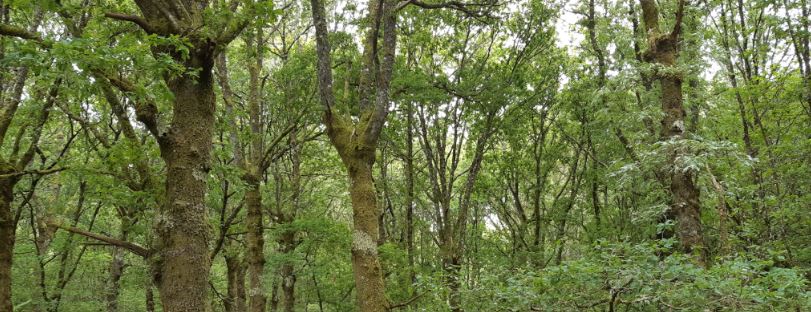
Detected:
[
  {"left": 93, "top": 1, "right": 256, "bottom": 310},
  {"left": 638, "top": 0, "right": 706, "bottom": 261},
  {"left": 309, "top": 0, "right": 397, "bottom": 310}
]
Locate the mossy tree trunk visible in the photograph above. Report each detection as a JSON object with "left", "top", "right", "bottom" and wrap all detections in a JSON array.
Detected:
[
  {"left": 103, "top": 1, "right": 249, "bottom": 311},
  {"left": 639, "top": 0, "right": 706, "bottom": 261},
  {"left": 310, "top": 0, "right": 397, "bottom": 310}
]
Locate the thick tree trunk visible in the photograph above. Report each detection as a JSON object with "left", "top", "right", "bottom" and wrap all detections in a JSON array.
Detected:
[
  {"left": 0, "top": 182, "right": 14, "bottom": 312},
  {"left": 639, "top": 0, "right": 706, "bottom": 261},
  {"left": 154, "top": 52, "right": 216, "bottom": 312},
  {"left": 346, "top": 162, "right": 387, "bottom": 312},
  {"left": 661, "top": 70, "right": 705, "bottom": 258}
]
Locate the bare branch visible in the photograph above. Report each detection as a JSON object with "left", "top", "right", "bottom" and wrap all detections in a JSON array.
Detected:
[
  {"left": 397, "top": 0, "right": 497, "bottom": 18},
  {"left": 48, "top": 221, "right": 151, "bottom": 258},
  {"left": 0, "top": 167, "right": 66, "bottom": 179},
  {"left": 260, "top": 111, "right": 307, "bottom": 170},
  {"left": 104, "top": 12, "right": 159, "bottom": 34}
]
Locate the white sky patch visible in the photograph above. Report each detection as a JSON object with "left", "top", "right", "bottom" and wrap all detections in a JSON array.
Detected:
[
  {"left": 484, "top": 213, "right": 504, "bottom": 231},
  {"left": 555, "top": 1, "right": 584, "bottom": 55}
]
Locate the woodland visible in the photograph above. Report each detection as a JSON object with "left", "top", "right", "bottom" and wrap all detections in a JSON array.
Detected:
[{"left": 0, "top": 0, "right": 809, "bottom": 311}]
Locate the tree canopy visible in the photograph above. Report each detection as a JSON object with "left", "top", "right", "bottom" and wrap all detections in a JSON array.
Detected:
[{"left": 0, "top": 0, "right": 809, "bottom": 311}]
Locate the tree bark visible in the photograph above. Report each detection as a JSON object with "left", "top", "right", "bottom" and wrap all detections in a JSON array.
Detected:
[
  {"left": 310, "top": 0, "right": 397, "bottom": 310},
  {"left": 153, "top": 50, "right": 216, "bottom": 312},
  {"left": 244, "top": 180, "right": 266, "bottom": 312},
  {"left": 443, "top": 254, "right": 462, "bottom": 312},
  {"left": 105, "top": 223, "right": 129, "bottom": 312},
  {"left": 145, "top": 284, "right": 155, "bottom": 312},
  {"left": 0, "top": 12, "right": 43, "bottom": 310},
  {"left": 224, "top": 251, "right": 247, "bottom": 312},
  {"left": 244, "top": 28, "right": 267, "bottom": 312},
  {"left": 404, "top": 101, "right": 416, "bottom": 283},
  {"left": 0, "top": 182, "right": 14, "bottom": 312},
  {"left": 346, "top": 162, "right": 388, "bottom": 312},
  {"left": 107, "top": 2, "right": 249, "bottom": 310},
  {"left": 639, "top": 0, "right": 706, "bottom": 261},
  {"left": 279, "top": 127, "right": 302, "bottom": 312},
  {"left": 279, "top": 231, "right": 297, "bottom": 312}
]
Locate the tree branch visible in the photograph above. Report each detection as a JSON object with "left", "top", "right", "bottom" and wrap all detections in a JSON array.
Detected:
[
  {"left": 260, "top": 112, "right": 306, "bottom": 170},
  {"left": 0, "top": 23, "right": 43, "bottom": 41},
  {"left": 104, "top": 12, "right": 159, "bottom": 34},
  {"left": 93, "top": 70, "right": 162, "bottom": 140},
  {"left": 397, "top": 0, "right": 497, "bottom": 18},
  {"left": 0, "top": 167, "right": 66, "bottom": 179},
  {"left": 47, "top": 220, "right": 151, "bottom": 258},
  {"left": 363, "top": 0, "right": 398, "bottom": 146},
  {"left": 670, "top": 0, "right": 687, "bottom": 39},
  {"left": 639, "top": 0, "right": 660, "bottom": 34}
]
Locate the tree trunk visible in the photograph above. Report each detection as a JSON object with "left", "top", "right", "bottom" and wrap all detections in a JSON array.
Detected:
[
  {"left": 145, "top": 284, "right": 155, "bottom": 312},
  {"left": 442, "top": 253, "right": 462, "bottom": 312},
  {"left": 661, "top": 71, "right": 705, "bottom": 258},
  {"left": 224, "top": 252, "right": 247, "bottom": 312},
  {"left": 0, "top": 182, "right": 14, "bottom": 312},
  {"left": 244, "top": 28, "right": 267, "bottom": 312},
  {"left": 106, "top": 230, "right": 128, "bottom": 312},
  {"left": 279, "top": 231, "right": 296, "bottom": 312},
  {"left": 269, "top": 278, "right": 279, "bottom": 312},
  {"left": 245, "top": 180, "right": 266, "bottom": 312},
  {"left": 346, "top": 161, "right": 387, "bottom": 312},
  {"left": 404, "top": 102, "right": 415, "bottom": 283},
  {"left": 153, "top": 52, "right": 216, "bottom": 312},
  {"left": 310, "top": 0, "right": 395, "bottom": 309},
  {"left": 639, "top": 0, "right": 706, "bottom": 262}
]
